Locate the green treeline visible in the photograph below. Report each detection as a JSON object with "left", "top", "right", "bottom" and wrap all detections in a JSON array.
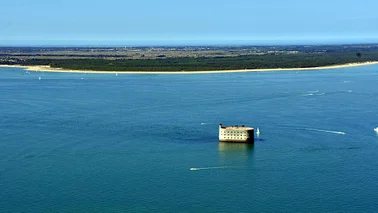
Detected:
[{"left": 13, "top": 51, "right": 378, "bottom": 71}]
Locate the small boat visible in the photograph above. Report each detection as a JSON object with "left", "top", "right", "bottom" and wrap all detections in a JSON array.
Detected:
[
  {"left": 256, "top": 128, "right": 260, "bottom": 137},
  {"left": 374, "top": 127, "right": 378, "bottom": 133}
]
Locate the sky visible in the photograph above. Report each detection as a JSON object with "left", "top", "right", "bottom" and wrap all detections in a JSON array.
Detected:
[{"left": 1, "top": 0, "right": 378, "bottom": 46}]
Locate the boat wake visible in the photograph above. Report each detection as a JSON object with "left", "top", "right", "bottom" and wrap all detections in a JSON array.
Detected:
[
  {"left": 190, "top": 166, "right": 241, "bottom": 171},
  {"left": 302, "top": 93, "right": 314, "bottom": 96},
  {"left": 278, "top": 125, "right": 347, "bottom": 135},
  {"left": 303, "top": 128, "right": 346, "bottom": 135},
  {"left": 302, "top": 90, "right": 325, "bottom": 96}
]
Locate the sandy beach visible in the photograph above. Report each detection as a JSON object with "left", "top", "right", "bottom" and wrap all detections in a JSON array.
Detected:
[{"left": 1, "top": 61, "right": 378, "bottom": 74}]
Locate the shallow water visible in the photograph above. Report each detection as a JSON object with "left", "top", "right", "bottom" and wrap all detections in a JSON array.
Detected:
[{"left": 1, "top": 66, "right": 378, "bottom": 212}]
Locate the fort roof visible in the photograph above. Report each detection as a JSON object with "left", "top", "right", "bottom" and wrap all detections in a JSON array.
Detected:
[{"left": 219, "top": 124, "right": 254, "bottom": 130}]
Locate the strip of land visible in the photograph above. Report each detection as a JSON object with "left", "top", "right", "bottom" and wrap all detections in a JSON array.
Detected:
[
  {"left": 1, "top": 44, "right": 378, "bottom": 74},
  {"left": 1, "top": 61, "right": 377, "bottom": 74}
]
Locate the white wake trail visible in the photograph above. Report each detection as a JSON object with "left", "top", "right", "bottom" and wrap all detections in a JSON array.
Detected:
[
  {"left": 302, "top": 90, "right": 326, "bottom": 96},
  {"left": 190, "top": 166, "right": 241, "bottom": 171},
  {"left": 201, "top": 122, "right": 215, "bottom": 125},
  {"left": 303, "top": 128, "right": 346, "bottom": 135}
]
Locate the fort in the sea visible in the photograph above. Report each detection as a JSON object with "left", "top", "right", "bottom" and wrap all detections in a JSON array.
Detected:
[{"left": 218, "top": 124, "right": 254, "bottom": 143}]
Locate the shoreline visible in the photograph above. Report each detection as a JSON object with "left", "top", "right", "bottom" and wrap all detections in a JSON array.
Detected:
[{"left": 1, "top": 61, "right": 378, "bottom": 74}]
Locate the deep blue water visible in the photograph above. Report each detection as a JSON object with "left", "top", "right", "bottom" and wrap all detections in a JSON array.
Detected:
[{"left": 1, "top": 66, "right": 378, "bottom": 212}]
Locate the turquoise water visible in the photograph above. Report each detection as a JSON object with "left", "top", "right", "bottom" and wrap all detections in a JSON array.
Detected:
[{"left": 1, "top": 66, "right": 378, "bottom": 212}]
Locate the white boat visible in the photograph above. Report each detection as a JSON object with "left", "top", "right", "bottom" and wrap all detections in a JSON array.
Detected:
[
  {"left": 256, "top": 128, "right": 260, "bottom": 137},
  {"left": 374, "top": 127, "right": 378, "bottom": 133}
]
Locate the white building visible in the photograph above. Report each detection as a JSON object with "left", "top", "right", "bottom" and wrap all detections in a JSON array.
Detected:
[{"left": 219, "top": 124, "right": 254, "bottom": 143}]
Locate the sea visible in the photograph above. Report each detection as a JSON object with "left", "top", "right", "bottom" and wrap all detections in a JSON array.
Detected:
[{"left": 1, "top": 66, "right": 378, "bottom": 213}]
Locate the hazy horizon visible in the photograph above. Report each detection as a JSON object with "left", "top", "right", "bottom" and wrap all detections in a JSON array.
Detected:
[
  {"left": 2, "top": 0, "right": 377, "bottom": 46},
  {"left": 1, "top": 38, "right": 378, "bottom": 47}
]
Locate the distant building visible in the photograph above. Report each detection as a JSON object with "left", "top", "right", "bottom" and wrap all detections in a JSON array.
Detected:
[{"left": 218, "top": 124, "right": 254, "bottom": 143}]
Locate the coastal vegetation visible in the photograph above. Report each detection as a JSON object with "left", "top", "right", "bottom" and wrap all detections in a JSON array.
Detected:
[
  {"left": 3, "top": 51, "right": 377, "bottom": 72},
  {"left": 1, "top": 44, "right": 378, "bottom": 71}
]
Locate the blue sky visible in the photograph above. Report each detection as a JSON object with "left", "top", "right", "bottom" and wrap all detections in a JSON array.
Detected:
[{"left": 1, "top": 0, "right": 377, "bottom": 45}]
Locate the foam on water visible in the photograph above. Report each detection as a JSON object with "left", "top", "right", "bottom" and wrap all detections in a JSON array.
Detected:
[
  {"left": 302, "top": 90, "right": 323, "bottom": 97},
  {"left": 303, "top": 128, "right": 346, "bottom": 135},
  {"left": 190, "top": 166, "right": 241, "bottom": 171},
  {"left": 302, "top": 93, "right": 314, "bottom": 96}
]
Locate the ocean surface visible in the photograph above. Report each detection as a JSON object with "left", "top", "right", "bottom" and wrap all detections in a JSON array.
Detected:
[{"left": 1, "top": 66, "right": 378, "bottom": 213}]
